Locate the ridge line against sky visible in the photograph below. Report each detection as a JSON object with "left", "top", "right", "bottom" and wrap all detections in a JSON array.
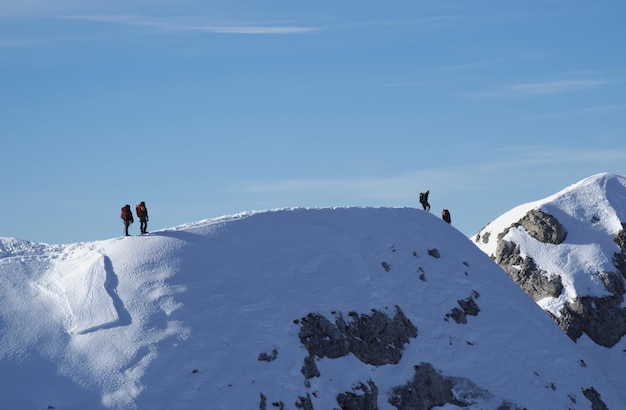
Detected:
[{"left": 1, "top": 0, "right": 625, "bottom": 244}]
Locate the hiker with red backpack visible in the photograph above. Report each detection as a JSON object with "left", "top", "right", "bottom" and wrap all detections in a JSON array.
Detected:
[
  {"left": 120, "top": 204, "right": 134, "bottom": 236},
  {"left": 442, "top": 208, "right": 451, "bottom": 224},
  {"left": 136, "top": 201, "right": 149, "bottom": 234}
]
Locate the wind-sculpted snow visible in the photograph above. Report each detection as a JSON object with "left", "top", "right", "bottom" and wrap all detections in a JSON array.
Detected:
[
  {"left": 37, "top": 250, "right": 128, "bottom": 335},
  {"left": 0, "top": 207, "right": 623, "bottom": 409},
  {"left": 0, "top": 236, "right": 189, "bottom": 409}
]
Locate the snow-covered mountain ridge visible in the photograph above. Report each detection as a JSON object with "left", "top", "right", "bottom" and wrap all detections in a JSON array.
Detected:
[
  {"left": 0, "top": 207, "right": 622, "bottom": 409},
  {"left": 474, "top": 172, "right": 626, "bottom": 405}
]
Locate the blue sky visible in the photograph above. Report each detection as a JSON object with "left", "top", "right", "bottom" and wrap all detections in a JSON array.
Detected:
[{"left": 2, "top": 0, "right": 626, "bottom": 244}]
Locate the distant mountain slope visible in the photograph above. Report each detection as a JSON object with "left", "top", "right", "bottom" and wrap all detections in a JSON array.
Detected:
[
  {"left": 474, "top": 172, "right": 626, "bottom": 404},
  {"left": 0, "top": 207, "right": 622, "bottom": 409}
]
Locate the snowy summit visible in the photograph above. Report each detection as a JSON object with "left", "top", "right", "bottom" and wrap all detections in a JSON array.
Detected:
[
  {"left": 0, "top": 206, "right": 622, "bottom": 409},
  {"left": 475, "top": 172, "right": 626, "bottom": 406}
]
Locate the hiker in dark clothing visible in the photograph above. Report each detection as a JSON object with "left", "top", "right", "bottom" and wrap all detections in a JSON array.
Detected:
[
  {"left": 135, "top": 201, "right": 149, "bottom": 234},
  {"left": 419, "top": 190, "right": 430, "bottom": 212},
  {"left": 442, "top": 208, "right": 451, "bottom": 224},
  {"left": 121, "top": 204, "right": 134, "bottom": 236}
]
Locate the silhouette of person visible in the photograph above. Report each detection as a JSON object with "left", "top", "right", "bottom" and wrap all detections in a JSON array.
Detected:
[
  {"left": 419, "top": 190, "right": 430, "bottom": 212},
  {"left": 120, "top": 204, "right": 134, "bottom": 236},
  {"left": 135, "top": 201, "right": 149, "bottom": 234},
  {"left": 442, "top": 208, "right": 451, "bottom": 224}
]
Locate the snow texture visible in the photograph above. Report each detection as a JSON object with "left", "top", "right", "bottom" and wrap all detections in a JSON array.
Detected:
[{"left": 0, "top": 206, "right": 622, "bottom": 409}]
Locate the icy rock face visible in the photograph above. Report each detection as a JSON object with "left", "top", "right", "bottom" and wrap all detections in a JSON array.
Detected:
[
  {"left": 550, "top": 226, "right": 626, "bottom": 348},
  {"left": 491, "top": 210, "right": 626, "bottom": 347},
  {"left": 551, "top": 290, "right": 626, "bottom": 348},
  {"left": 480, "top": 209, "right": 567, "bottom": 303},
  {"left": 613, "top": 224, "right": 626, "bottom": 280},
  {"left": 494, "top": 235, "right": 563, "bottom": 301}
]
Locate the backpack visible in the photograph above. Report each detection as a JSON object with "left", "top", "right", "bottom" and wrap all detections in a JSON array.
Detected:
[
  {"left": 419, "top": 192, "right": 425, "bottom": 203},
  {"left": 442, "top": 209, "right": 451, "bottom": 222},
  {"left": 136, "top": 204, "right": 146, "bottom": 217},
  {"left": 121, "top": 205, "right": 131, "bottom": 220}
]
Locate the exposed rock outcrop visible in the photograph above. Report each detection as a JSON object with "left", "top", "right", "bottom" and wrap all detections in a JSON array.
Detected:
[
  {"left": 476, "top": 208, "right": 566, "bottom": 247},
  {"left": 388, "top": 362, "right": 521, "bottom": 410},
  {"left": 474, "top": 230, "right": 490, "bottom": 244},
  {"left": 336, "top": 380, "right": 378, "bottom": 410},
  {"left": 295, "top": 393, "right": 314, "bottom": 410},
  {"left": 388, "top": 363, "right": 460, "bottom": 409},
  {"left": 298, "top": 306, "right": 417, "bottom": 368},
  {"left": 295, "top": 307, "right": 417, "bottom": 407},
  {"left": 517, "top": 209, "right": 567, "bottom": 245},
  {"left": 296, "top": 306, "right": 527, "bottom": 408},
  {"left": 428, "top": 248, "right": 441, "bottom": 258},
  {"left": 551, "top": 294, "right": 626, "bottom": 348},
  {"left": 494, "top": 236, "right": 563, "bottom": 301},
  {"left": 301, "top": 355, "right": 320, "bottom": 379},
  {"left": 258, "top": 348, "right": 278, "bottom": 362},
  {"left": 488, "top": 209, "right": 626, "bottom": 347},
  {"left": 613, "top": 224, "right": 626, "bottom": 280},
  {"left": 445, "top": 291, "right": 481, "bottom": 324},
  {"left": 583, "top": 387, "right": 609, "bottom": 410}
]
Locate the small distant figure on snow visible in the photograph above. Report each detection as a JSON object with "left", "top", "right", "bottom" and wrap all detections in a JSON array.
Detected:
[
  {"left": 136, "top": 201, "right": 149, "bottom": 234},
  {"left": 419, "top": 190, "right": 430, "bottom": 212},
  {"left": 442, "top": 208, "right": 451, "bottom": 224},
  {"left": 121, "top": 204, "right": 134, "bottom": 236}
]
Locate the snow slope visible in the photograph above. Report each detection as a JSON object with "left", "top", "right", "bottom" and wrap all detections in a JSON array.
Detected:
[
  {"left": 474, "top": 172, "right": 626, "bottom": 404},
  {"left": 0, "top": 207, "right": 622, "bottom": 409}
]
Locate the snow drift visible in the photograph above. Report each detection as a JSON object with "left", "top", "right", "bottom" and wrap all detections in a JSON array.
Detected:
[{"left": 0, "top": 207, "right": 622, "bottom": 409}]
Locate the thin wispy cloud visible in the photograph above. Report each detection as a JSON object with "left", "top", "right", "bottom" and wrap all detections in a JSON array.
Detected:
[
  {"left": 58, "top": 14, "right": 319, "bottom": 34},
  {"left": 468, "top": 76, "right": 617, "bottom": 99},
  {"left": 382, "top": 81, "right": 433, "bottom": 88},
  {"left": 508, "top": 79, "right": 611, "bottom": 95},
  {"left": 239, "top": 170, "right": 463, "bottom": 200},
  {"left": 527, "top": 103, "right": 626, "bottom": 119},
  {"left": 0, "top": 38, "right": 36, "bottom": 47},
  {"left": 483, "top": 145, "right": 626, "bottom": 168},
  {"left": 576, "top": 104, "right": 626, "bottom": 113},
  {"left": 239, "top": 146, "right": 626, "bottom": 200}
]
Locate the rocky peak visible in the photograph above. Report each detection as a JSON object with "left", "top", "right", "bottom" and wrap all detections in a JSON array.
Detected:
[{"left": 474, "top": 174, "right": 626, "bottom": 351}]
